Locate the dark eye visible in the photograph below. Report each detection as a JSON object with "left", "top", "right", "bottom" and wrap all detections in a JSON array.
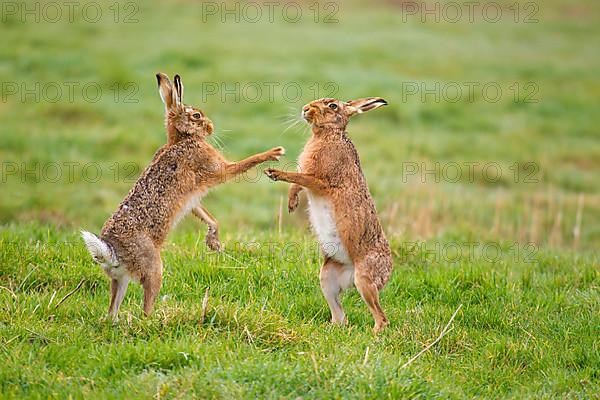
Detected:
[
  {"left": 192, "top": 113, "right": 202, "bottom": 119},
  {"left": 328, "top": 103, "right": 338, "bottom": 110}
]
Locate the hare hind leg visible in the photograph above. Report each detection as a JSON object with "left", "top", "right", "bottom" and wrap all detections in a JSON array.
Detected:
[
  {"left": 108, "top": 277, "right": 130, "bottom": 320},
  {"left": 354, "top": 265, "right": 388, "bottom": 333},
  {"left": 140, "top": 254, "right": 163, "bottom": 316},
  {"left": 320, "top": 258, "right": 354, "bottom": 325}
]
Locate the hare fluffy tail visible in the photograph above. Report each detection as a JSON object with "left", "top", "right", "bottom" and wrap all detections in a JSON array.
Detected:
[{"left": 81, "top": 230, "right": 118, "bottom": 266}]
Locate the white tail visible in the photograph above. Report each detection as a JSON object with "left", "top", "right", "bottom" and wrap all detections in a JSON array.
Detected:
[{"left": 81, "top": 231, "right": 118, "bottom": 266}]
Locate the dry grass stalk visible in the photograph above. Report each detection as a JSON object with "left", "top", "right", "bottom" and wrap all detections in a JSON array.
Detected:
[{"left": 572, "top": 194, "right": 584, "bottom": 250}]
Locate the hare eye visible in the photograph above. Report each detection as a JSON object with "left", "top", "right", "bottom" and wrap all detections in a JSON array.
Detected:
[
  {"left": 328, "top": 103, "right": 338, "bottom": 110},
  {"left": 193, "top": 113, "right": 202, "bottom": 119}
]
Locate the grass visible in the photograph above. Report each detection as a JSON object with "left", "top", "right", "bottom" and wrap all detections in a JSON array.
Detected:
[
  {"left": 1, "top": 0, "right": 599, "bottom": 398},
  {"left": 1, "top": 228, "right": 598, "bottom": 398}
]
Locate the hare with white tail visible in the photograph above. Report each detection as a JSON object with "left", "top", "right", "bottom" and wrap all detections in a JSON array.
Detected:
[
  {"left": 82, "top": 73, "right": 285, "bottom": 319},
  {"left": 265, "top": 97, "right": 391, "bottom": 332}
]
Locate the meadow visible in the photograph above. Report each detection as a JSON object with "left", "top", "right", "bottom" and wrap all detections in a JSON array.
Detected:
[{"left": 0, "top": 0, "right": 599, "bottom": 398}]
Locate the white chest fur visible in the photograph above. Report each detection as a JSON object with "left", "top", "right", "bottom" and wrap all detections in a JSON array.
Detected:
[
  {"left": 172, "top": 191, "right": 206, "bottom": 229},
  {"left": 306, "top": 193, "right": 352, "bottom": 265}
]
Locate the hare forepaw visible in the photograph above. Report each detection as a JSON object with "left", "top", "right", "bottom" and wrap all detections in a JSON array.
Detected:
[
  {"left": 264, "top": 168, "right": 283, "bottom": 181},
  {"left": 288, "top": 194, "right": 299, "bottom": 213},
  {"left": 373, "top": 318, "right": 389, "bottom": 334},
  {"left": 206, "top": 229, "right": 222, "bottom": 252},
  {"left": 266, "top": 147, "right": 285, "bottom": 161}
]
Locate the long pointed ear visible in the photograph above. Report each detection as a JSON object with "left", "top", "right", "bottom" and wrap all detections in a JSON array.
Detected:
[
  {"left": 156, "top": 72, "right": 175, "bottom": 110},
  {"left": 174, "top": 74, "right": 184, "bottom": 105},
  {"left": 345, "top": 97, "right": 388, "bottom": 117}
]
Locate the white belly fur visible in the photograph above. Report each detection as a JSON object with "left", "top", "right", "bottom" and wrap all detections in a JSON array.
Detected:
[
  {"left": 307, "top": 193, "right": 352, "bottom": 265},
  {"left": 172, "top": 191, "right": 206, "bottom": 230},
  {"left": 102, "top": 263, "right": 131, "bottom": 280}
]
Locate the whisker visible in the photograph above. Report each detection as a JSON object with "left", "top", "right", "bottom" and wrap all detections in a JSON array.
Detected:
[
  {"left": 282, "top": 118, "right": 302, "bottom": 135},
  {"left": 208, "top": 133, "right": 226, "bottom": 151},
  {"left": 216, "top": 136, "right": 226, "bottom": 150}
]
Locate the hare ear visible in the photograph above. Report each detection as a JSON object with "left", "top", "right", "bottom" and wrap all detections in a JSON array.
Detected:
[
  {"left": 174, "top": 74, "right": 184, "bottom": 105},
  {"left": 345, "top": 97, "right": 388, "bottom": 117},
  {"left": 156, "top": 73, "right": 175, "bottom": 110}
]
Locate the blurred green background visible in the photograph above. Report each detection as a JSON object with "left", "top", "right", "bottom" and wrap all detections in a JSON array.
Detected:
[
  {"left": 1, "top": 0, "right": 598, "bottom": 250},
  {"left": 1, "top": 1, "right": 600, "bottom": 398}
]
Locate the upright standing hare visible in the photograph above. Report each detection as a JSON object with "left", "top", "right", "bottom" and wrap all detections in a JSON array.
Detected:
[
  {"left": 265, "top": 97, "right": 391, "bottom": 332},
  {"left": 82, "top": 73, "right": 285, "bottom": 319}
]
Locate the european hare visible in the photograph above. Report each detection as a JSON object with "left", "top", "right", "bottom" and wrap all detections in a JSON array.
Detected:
[
  {"left": 82, "top": 73, "right": 285, "bottom": 319},
  {"left": 265, "top": 97, "right": 391, "bottom": 332}
]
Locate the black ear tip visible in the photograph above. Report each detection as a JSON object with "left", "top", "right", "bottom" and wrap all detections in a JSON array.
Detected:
[
  {"left": 156, "top": 73, "right": 161, "bottom": 85},
  {"left": 174, "top": 74, "right": 181, "bottom": 82},
  {"left": 379, "top": 98, "right": 389, "bottom": 106}
]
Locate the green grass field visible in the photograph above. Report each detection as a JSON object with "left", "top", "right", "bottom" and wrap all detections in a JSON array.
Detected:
[{"left": 1, "top": 0, "right": 599, "bottom": 398}]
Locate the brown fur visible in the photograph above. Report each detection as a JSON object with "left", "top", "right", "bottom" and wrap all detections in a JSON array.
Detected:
[
  {"left": 84, "top": 73, "right": 284, "bottom": 319},
  {"left": 265, "top": 97, "right": 391, "bottom": 332}
]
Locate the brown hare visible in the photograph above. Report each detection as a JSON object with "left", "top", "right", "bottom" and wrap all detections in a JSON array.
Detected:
[
  {"left": 265, "top": 97, "right": 391, "bottom": 332},
  {"left": 155, "top": 73, "right": 222, "bottom": 252},
  {"left": 82, "top": 73, "right": 285, "bottom": 319}
]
